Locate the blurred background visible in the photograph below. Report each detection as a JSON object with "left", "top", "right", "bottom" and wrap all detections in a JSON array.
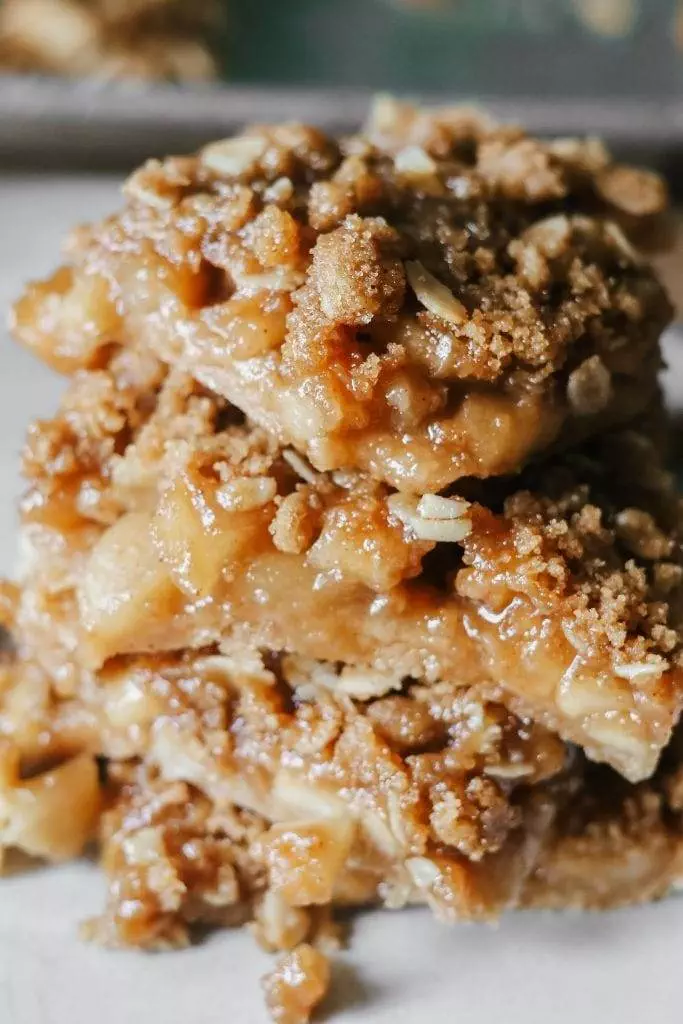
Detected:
[
  {"left": 2, "top": 0, "right": 683, "bottom": 173},
  {"left": 1, "top": 0, "right": 682, "bottom": 98}
]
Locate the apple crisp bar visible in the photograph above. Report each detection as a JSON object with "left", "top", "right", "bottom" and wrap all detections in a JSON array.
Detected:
[
  {"left": 12, "top": 98, "right": 671, "bottom": 494},
  {"left": 8, "top": 356, "right": 683, "bottom": 781},
  {"left": 3, "top": 102, "right": 683, "bottom": 1024}
]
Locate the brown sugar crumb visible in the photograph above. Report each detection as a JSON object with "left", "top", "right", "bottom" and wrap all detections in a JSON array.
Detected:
[
  {"left": 307, "top": 215, "right": 405, "bottom": 327},
  {"left": 429, "top": 774, "right": 521, "bottom": 860},
  {"left": 84, "top": 769, "right": 269, "bottom": 950},
  {"left": 123, "top": 158, "right": 194, "bottom": 211},
  {"left": 262, "top": 944, "right": 331, "bottom": 1024},
  {"left": 307, "top": 481, "right": 434, "bottom": 591}
]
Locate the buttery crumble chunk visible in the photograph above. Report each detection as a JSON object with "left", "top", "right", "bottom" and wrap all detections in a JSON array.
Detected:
[{"left": 262, "top": 944, "right": 331, "bottom": 1024}]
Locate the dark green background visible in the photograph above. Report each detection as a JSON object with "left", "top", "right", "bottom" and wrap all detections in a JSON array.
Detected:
[{"left": 224, "top": 0, "right": 682, "bottom": 98}]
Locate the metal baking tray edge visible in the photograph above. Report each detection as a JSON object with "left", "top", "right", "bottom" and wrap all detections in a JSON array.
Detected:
[{"left": 3, "top": 75, "right": 683, "bottom": 173}]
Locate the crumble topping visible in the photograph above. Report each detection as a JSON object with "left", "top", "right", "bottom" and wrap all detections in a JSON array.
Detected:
[{"left": 12, "top": 100, "right": 671, "bottom": 492}]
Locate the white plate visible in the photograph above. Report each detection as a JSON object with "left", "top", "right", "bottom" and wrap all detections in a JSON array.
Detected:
[{"left": 2, "top": 176, "right": 683, "bottom": 1024}]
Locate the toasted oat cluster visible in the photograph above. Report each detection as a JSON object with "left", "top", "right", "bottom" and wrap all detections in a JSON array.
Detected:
[
  {"left": 3, "top": 102, "right": 683, "bottom": 1023},
  {"left": 0, "top": 0, "right": 219, "bottom": 81}
]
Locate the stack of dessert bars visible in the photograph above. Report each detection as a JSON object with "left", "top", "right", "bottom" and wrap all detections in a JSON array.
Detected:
[{"left": 2, "top": 98, "right": 683, "bottom": 1020}]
